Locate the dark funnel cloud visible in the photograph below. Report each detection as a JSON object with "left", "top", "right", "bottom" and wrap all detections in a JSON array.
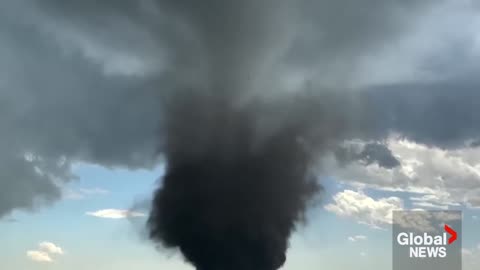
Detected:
[
  {"left": 147, "top": 1, "right": 347, "bottom": 269},
  {"left": 149, "top": 90, "right": 347, "bottom": 270}
]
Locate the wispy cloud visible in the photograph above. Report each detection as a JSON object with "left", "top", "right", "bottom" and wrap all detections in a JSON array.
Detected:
[
  {"left": 463, "top": 243, "right": 480, "bottom": 268},
  {"left": 64, "top": 187, "right": 109, "bottom": 200},
  {"left": 0, "top": 217, "right": 17, "bottom": 223},
  {"left": 462, "top": 248, "right": 473, "bottom": 256},
  {"left": 27, "top": 242, "right": 63, "bottom": 263},
  {"left": 79, "top": 188, "right": 110, "bottom": 195},
  {"left": 86, "top": 209, "right": 146, "bottom": 219},
  {"left": 348, "top": 235, "right": 367, "bottom": 242}
]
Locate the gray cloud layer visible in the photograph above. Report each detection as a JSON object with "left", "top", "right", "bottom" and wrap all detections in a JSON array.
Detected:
[{"left": 1, "top": 0, "right": 479, "bottom": 217}]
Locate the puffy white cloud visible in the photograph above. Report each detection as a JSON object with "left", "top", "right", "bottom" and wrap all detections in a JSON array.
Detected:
[
  {"left": 39, "top": 242, "right": 63, "bottom": 255},
  {"left": 348, "top": 235, "right": 367, "bottom": 242},
  {"left": 27, "top": 241, "right": 63, "bottom": 263},
  {"left": 333, "top": 137, "right": 480, "bottom": 210},
  {"left": 86, "top": 209, "right": 146, "bottom": 219},
  {"left": 26, "top": 250, "right": 52, "bottom": 263},
  {"left": 326, "top": 189, "right": 462, "bottom": 232},
  {"left": 325, "top": 190, "right": 403, "bottom": 229}
]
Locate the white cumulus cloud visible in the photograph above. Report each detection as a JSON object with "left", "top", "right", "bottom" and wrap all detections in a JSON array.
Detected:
[
  {"left": 39, "top": 242, "right": 63, "bottom": 255},
  {"left": 86, "top": 209, "right": 146, "bottom": 219},
  {"left": 27, "top": 250, "right": 52, "bottom": 263},
  {"left": 325, "top": 190, "right": 403, "bottom": 229},
  {"left": 333, "top": 137, "right": 480, "bottom": 210},
  {"left": 27, "top": 241, "right": 64, "bottom": 263}
]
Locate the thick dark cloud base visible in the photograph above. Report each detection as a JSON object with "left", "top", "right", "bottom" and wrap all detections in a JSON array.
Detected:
[{"left": 148, "top": 94, "right": 321, "bottom": 270}]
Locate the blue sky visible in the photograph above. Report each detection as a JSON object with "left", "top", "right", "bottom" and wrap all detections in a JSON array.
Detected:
[{"left": 2, "top": 162, "right": 479, "bottom": 270}]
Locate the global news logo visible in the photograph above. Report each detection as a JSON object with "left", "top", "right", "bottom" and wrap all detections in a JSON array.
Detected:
[{"left": 396, "top": 224, "right": 458, "bottom": 258}]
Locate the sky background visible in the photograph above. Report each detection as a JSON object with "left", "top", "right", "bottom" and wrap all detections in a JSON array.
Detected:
[
  {"left": 1, "top": 0, "right": 480, "bottom": 269},
  {"left": 1, "top": 162, "right": 479, "bottom": 270}
]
